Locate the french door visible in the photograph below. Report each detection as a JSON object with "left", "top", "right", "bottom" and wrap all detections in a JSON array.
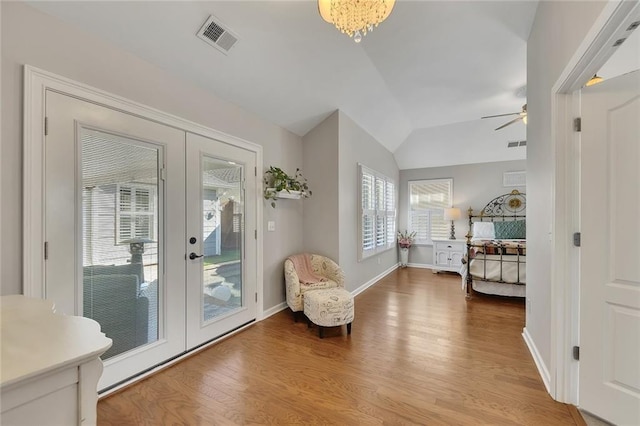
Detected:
[
  {"left": 44, "top": 90, "right": 257, "bottom": 390},
  {"left": 185, "top": 133, "right": 257, "bottom": 349}
]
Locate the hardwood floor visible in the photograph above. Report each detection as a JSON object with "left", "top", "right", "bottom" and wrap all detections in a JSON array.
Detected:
[{"left": 98, "top": 268, "right": 582, "bottom": 425}]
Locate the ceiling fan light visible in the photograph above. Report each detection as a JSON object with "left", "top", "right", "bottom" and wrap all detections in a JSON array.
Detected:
[
  {"left": 318, "top": 0, "right": 396, "bottom": 42},
  {"left": 586, "top": 74, "right": 604, "bottom": 87}
]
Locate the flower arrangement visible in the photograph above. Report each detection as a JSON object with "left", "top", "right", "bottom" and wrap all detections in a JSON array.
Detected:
[{"left": 397, "top": 230, "right": 416, "bottom": 248}]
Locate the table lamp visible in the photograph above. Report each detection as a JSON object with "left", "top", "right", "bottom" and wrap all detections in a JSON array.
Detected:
[{"left": 443, "top": 208, "right": 461, "bottom": 240}]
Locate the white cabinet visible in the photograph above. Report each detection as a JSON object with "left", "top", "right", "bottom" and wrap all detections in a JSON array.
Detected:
[
  {"left": 432, "top": 239, "right": 466, "bottom": 274},
  {"left": 1, "top": 295, "right": 111, "bottom": 426}
]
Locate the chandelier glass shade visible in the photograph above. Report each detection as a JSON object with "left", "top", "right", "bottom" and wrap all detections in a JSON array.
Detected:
[{"left": 318, "top": 0, "right": 396, "bottom": 43}]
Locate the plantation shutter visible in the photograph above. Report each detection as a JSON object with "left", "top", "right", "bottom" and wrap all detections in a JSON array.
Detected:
[
  {"left": 359, "top": 164, "right": 396, "bottom": 259},
  {"left": 361, "top": 171, "right": 375, "bottom": 252},
  {"left": 375, "top": 177, "right": 385, "bottom": 247},
  {"left": 409, "top": 179, "right": 452, "bottom": 244},
  {"left": 385, "top": 181, "right": 396, "bottom": 249},
  {"left": 117, "top": 185, "right": 156, "bottom": 243}
]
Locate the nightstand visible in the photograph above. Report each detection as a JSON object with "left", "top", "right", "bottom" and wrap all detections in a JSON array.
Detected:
[{"left": 432, "top": 238, "right": 466, "bottom": 274}]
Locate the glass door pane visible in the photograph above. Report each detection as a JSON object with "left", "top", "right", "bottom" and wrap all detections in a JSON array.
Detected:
[
  {"left": 81, "top": 128, "right": 161, "bottom": 360},
  {"left": 201, "top": 157, "right": 243, "bottom": 323},
  {"left": 45, "top": 90, "right": 186, "bottom": 390},
  {"left": 185, "top": 132, "right": 256, "bottom": 350}
]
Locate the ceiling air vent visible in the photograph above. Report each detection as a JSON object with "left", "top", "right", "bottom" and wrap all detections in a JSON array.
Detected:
[
  {"left": 507, "top": 140, "right": 527, "bottom": 148},
  {"left": 197, "top": 15, "right": 238, "bottom": 55}
]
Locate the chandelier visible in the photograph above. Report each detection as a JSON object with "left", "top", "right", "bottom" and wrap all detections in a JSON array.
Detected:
[{"left": 318, "top": 0, "right": 396, "bottom": 43}]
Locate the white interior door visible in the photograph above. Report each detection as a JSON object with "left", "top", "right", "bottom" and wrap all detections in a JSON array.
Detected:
[
  {"left": 580, "top": 70, "right": 640, "bottom": 425},
  {"left": 45, "top": 91, "right": 186, "bottom": 390},
  {"left": 185, "top": 133, "right": 257, "bottom": 349}
]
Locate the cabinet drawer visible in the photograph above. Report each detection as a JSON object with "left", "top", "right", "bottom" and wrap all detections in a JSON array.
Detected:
[{"left": 435, "top": 241, "right": 464, "bottom": 251}]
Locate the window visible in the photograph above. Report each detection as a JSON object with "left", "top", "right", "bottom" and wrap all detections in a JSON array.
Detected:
[
  {"left": 408, "top": 179, "right": 452, "bottom": 244},
  {"left": 359, "top": 164, "right": 396, "bottom": 260},
  {"left": 116, "top": 184, "right": 156, "bottom": 242}
]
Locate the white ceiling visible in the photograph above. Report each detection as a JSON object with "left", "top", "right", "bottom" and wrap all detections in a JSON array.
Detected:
[
  {"left": 27, "top": 0, "right": 537, "bottom": 169},
  {"left": 598, "top": 24, "right": 640, "bottom": 81}
]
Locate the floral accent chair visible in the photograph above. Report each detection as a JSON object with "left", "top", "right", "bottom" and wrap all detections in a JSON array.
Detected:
[{"left": 284, "top": 254, "right": 345, "bottom": 314}]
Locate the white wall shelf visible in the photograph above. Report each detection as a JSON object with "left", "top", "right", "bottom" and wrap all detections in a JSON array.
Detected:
[{"left": 265, "top": 188, "right": 304, "bottom": 199}]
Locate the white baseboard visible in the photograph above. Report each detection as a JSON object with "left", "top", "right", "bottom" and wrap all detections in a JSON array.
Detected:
[
  {"left": 522, "top": 327, "right": 551, "bottom": 394},
  {"left": 406, "top": 263, "right": 433, "bottom": 269},
  {"left": 263, "top": 302, "right": 287, "bottom": 319},
  {"left": 352, "top": 263, "right": 399, "bottom": 297}
]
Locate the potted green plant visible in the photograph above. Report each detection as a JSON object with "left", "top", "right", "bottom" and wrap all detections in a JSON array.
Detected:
[{"left": 263, "top": 166, "right": 312, "bottom": 208}]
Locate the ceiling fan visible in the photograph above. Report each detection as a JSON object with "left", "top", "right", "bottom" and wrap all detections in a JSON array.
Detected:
[{"left": 482, "top": 104, "right": 527, "bottom": 130}]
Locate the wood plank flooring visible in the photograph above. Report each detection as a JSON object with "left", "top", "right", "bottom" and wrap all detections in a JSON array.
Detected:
[{"left": 98, "top": 268, "right": 582, "bottom": 425}]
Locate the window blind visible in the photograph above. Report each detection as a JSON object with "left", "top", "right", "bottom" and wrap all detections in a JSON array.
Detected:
[{"left": 408, "top": 179, "right": 452, "bottom": 244}]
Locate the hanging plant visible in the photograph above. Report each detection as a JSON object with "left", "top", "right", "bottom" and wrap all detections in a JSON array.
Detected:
[{"left": 263, "top": 166, "right": 312, "bottom": 208}]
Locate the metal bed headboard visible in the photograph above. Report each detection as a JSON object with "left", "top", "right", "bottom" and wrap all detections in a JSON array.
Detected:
[
  {"left": 464, "top": 190, "right": 527, "bottom": 298},
  {"left": 466, "top": 189, "right": 526, "bottom": 234}
]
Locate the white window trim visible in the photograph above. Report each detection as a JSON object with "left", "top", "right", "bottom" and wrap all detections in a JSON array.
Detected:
[
  {"left": 358, "top": 164, "right": 396, "bottom": 261},
  {"left": 408, "top": 178, "right": 452, "bottom": 245}
]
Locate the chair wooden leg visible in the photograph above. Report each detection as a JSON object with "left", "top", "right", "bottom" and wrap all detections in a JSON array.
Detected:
[
  {"left": 318, "top": 326, "right": 324, "bottom": 339},
  {"left": 293, "top": 310, "right": 305, "bottom": 323},
  {"left": 347, "top": 322, "right": 352, "bottom": 335}
]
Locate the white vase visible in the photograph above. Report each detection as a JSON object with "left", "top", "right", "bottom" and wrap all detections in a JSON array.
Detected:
[{"left": 399, "top": 247, "right": 409, "bottom": 267}]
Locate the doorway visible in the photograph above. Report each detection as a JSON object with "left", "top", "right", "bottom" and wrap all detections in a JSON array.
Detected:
[
  {"left": 25, "top": 73, "right": 261, "bottom": 391},
  {"left": 578, "top": 69, "right": 639, "bottom": 425},
  {"left": 549, "top": 1, "right": 640, "bottom": 422}
]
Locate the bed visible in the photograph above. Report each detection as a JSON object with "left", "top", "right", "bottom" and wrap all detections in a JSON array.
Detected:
[{"left": 461, "top": 190, "right": 526, "bottom": 299}]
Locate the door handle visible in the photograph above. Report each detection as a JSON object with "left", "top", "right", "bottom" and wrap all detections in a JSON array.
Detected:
[{"left": 189, "top": 252, "right": 204, "bottom": 260}]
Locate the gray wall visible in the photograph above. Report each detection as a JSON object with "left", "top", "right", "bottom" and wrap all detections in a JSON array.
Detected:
[
  {"left": 301, "top": 111, "right": 340, "bottom": 261},
  {"left": 527, "top": 1, "right": 606, "bottom": 372},
  {"left": 302, "top": 111, "right": 400, "bottom": 292},
  {"left": 399, "top": 160, "right": 526, "bottom": 265},
  {"left": 337, "top": 112, "right": 399, "bottom": 291},
  {"left": 1, "top": 2, "right": 303, "bottom": 312}
]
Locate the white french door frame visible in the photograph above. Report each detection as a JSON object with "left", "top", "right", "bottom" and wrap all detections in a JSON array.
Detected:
[
  {"left": 23, "top": 66, "right": 264, "bottom": 319},
  {"left": 549, "top": 1, "right": 640, "bottom": 404}
]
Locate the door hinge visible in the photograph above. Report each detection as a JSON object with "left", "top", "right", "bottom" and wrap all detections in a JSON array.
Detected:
[
  {"left": 255, "top": 292, "right": 258, "bottom": 303},
  {"left": 160, "top": 168, "right": 166, "bottom": 181},
  {"left": 44, "top": 117, "right": 49, "bottom": 136},
  {"left": 44, "top": 241, "right": 49, "bottom": 260},
  {"left": 573, "top": 117, "right": 581, "bottom": 132},
  {"left": 573, "top": 232, "right": 581, "bottom": 247},
  {"left": 572, "top": 345, "right": 580, "bottom": 361},
  {"left": 254, "top": 229, "right": 257, "bottom": 240},
  {"left": 255, "top": 166, "right": 257, "bottom": 177}
]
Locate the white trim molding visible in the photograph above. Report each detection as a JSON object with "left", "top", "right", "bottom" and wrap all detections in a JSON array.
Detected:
[
  {"left": 522, "top": 327, "right": 551, "bottom": 394},
  {"left": 352, "top": 263, "right": 398, "bottom": 297},
  {"left": 406, "top": 263, "right": 434, "bottom": 269},
  {"left": 262, "top": 302, "right": 287, "bottom": 319},
  {"left": 549, "top": 1, "right": 640, "bottom": 405},
  {"left": 23, "top": 65, "right": 264, "bottom": 320}
]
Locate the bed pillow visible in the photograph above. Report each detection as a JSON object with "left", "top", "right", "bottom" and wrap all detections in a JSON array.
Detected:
[
  {"left": 494, "top": 220, "right": 526, "bottom": 239},
  {"left": 472, "top": 222, "right": 495, "bottom": 239}
]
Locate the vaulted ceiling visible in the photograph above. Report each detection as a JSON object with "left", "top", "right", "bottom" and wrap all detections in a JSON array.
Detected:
[{"left": 27, "top": 1, "right": 537, "bottom": 169}]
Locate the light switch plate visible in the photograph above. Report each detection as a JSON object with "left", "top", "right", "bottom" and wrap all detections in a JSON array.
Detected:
[{"left": 267, "top": 221, "right": 276, "bottom": 231}]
